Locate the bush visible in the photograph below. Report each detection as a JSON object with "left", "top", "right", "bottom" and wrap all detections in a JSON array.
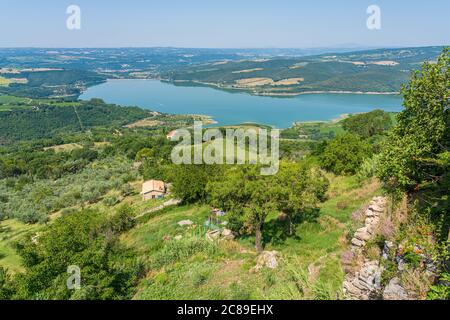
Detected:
[
  {"left": 342, "top": 109, "right": 393, "bottom": 138},
  {"left": 356, "top": 155, "right": 380, "bottom": 182},
  {"left": 319, "top": 133, "right": 371, "bottom": 175},
  {"left": 103, "top": 195, "right": 119, "bottom": 207}
]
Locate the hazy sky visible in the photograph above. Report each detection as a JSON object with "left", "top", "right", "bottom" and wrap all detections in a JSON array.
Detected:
[{"left": 1, "top": 0, "right": 449, "bottom": 48}]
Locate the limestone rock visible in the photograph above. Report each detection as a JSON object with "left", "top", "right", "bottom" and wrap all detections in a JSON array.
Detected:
[
  {"left": 177, "top": 219, "right": 193, "bottom": 226},
  {"left": 383, "top": 277, "right": 410, "bottom": 300},
  {"left": 253, "top": 251, "right": 279, "bottom": 272},
  {"left": 355, "top": 227, "right": 372, "bottom": 241},
  {"left": 351, "top": 238, "right": 365, "bottom": 247},
  {"left": 368, "top": 203, "right": 384, "bottom": 213},
  {"left": 382, "top": 241, "right": 395, "bottom": 260},
  {"left": 206, "top": 229, "right": 221, "bottom": 241},
  {"left": 221, "top": 228, "right": 235, "bottom": 240},
  {"left": 343, "top": 261, "right": 383, "bottom": 300}
]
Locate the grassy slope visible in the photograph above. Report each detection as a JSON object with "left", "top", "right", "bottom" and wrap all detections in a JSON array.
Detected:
[
  {"left": 0, "top": 219, "right": 41, "bottom": 273},
  {"left": 122, "top": 175, "right": 381, "bottom": 300},
  {"left": 0, "top": 173, "right": 381, "bottom": 297}
]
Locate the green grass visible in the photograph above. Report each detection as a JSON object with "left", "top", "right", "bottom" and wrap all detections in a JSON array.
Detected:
[
  {"left": 0, "top": 219, "right": 41, "bottom": 273},
  {"left": 122, "top": 174, "right": 382, "bottom": 300},
  {"left": 0, "top": 170, "right": 382, "bottom": 298}
]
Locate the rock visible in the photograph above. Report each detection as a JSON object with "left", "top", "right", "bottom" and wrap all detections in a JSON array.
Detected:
[
  {"left": 383, "top": 277, "right": 410, "bottom": 300},
  {"left": 254, "top": 251, "right": 279, "bottom": 271},
  {"left": 206, "top": 229, "right": 221, "bottom": 241},
  {"left": 355, "top": 227, "right": 372, "bottom": 241},
  {"left": 343, "top": 261, "right": 383, "bottom": 300},
  {"left": 365, "top": 209, "right": 379, "bottom": 218},
  {"left": 396, "top": 257, "right": 407, "bottom": 271},
  {"left": 221, "top": 228, "right": 235, "bottom": 240},
  {"left": 368, "top": 204, "right": 384, "bottom": 213},
  {"left": 177, "top": 219, "right": 193, "bottom": 226},
  {"left": 174, "top": 235, "right": 183, "bottom": 241},
  {"left": 343, "top": 196, "right": 389, "bottom": 300},
  {"left": 382, "top": 241, "right": 395, "bottom": 260},
  {"left": 351, "top": 238, "right": 366, "bottom": 247}
]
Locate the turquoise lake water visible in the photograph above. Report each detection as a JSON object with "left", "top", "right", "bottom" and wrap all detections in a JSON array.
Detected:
[{"left": 80, "top": 79, "right": 403, "bottom": 128}]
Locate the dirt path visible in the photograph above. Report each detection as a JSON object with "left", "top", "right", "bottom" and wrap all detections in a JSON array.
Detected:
[{"left": 134, "top": 198, "right": 181, "bottom": 220}]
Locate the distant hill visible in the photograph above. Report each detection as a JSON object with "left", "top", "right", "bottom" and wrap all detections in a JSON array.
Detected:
[
  {"left": 0, "top": 46, "right": 446, "bottom": 98},
  {"left": 162, "top": 46, "right": 446, "bottom": 96}
]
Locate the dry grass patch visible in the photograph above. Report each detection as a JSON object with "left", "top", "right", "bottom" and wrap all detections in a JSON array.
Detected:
[
  {"left": 234, "top": 78, "right": 274, "bottom": 87},
  {"left": 231, "top": 68, "right": 263, "bottom": 74},
  {"left": 274, "top": 78, "right": 304, "bottom": 86},
  {"left": 125, "top": 118, "right": 164, "bottom": 128}
]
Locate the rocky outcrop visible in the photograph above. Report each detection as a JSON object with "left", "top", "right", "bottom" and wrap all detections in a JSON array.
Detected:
[
  {"left": 177, "top": 219, "right": 194, "bottom": 226},
  {"left": 206, "top": 228, "right": 235, "bottom": 241},
  {"left": 343, "top": 260, "right": 383, "bottom": 300},
  {"left": 251, "top": 251, "right": 279, "bottom": 272},
  {"left": 382, "top": 277, "right": 411, "bottom": 300},
  {"left": 343, "top": 196, "right": 388, "bottom": 299},
  {"left": 350, "top": 196, "right": 387, "bottom": 251}
]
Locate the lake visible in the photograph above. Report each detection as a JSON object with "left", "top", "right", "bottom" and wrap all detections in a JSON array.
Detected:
[{"left": 80, "top": 79, "right": 403, "bottom": 128}]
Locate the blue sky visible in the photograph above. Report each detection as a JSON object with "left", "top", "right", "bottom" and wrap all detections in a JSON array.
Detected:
[{"left": 1, "top": 0, "right": 449, "bottom": 48}]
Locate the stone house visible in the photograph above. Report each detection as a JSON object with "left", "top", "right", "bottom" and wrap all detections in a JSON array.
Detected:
[{"left": 141, "top": 180, "right": 166, "bottom": 200}]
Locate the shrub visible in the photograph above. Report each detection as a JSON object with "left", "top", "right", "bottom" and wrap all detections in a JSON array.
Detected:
[
  {"left": 103, "top": 195, "right": 119, "bottom": 207},
  {"left": 356, "top": 155, "right": 380, "bottom": 182},
  {"left": 319, "top": 133, "right": 371, "bottom": 175}
]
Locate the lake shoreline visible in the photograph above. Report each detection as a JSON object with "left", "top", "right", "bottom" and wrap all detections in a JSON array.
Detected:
[
  {"left": 168, "top": 79, "right": 400, "bottom": 97},
  {"left": 80, "top": 79, "right": 403, "bottom": 129}
]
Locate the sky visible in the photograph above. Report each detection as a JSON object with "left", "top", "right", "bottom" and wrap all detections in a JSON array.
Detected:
[{"left": 0, "top": 0, "right": 449, "bottom": 48}]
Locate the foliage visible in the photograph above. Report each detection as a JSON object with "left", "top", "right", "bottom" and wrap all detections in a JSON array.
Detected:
[
  {"left": 0, "top": 267, "right": 15, "bottom": 299},
  {"left": 0, "top": 155, "right": 138, "bottom": 223},
  {"left": 169, "top": 164, "right": 224, "bottom": 204},
  {"left": 377, "top": 49, "right": 449, "bottom": 240},
  {"left": 342, "top": 109, "right": 393, "bottom": 138},
  {"left": 427, "top": 272, "right": 450, "bottom": 300},
  {"left": 319, "top": 133, "right": 371, "bottom": 175},
  {"left": 207, "top": 163, "right": 328, "bottom": 252},
  {"left": 11, "top": 209, "right": 143, "bottom": 300},
  {"left": 274, "top": 163, "right": 329, "bottom": 235},
  {"left": 356, "top": 154, "right": 380, "bottom": 182},
  {"left": 0, "top": 98, "right": 150, "bottom": 144}
]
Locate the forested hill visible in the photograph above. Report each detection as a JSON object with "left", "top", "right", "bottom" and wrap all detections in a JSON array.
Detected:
[
  {"left": 0, "top": 46, "right": 446, "bottom": 99},
  {"left": 164, "top": 46, "right": 445, "bottom": 96},
  {"left": 0, "top": 69, "right": 106, "bottom": 98},
  {"left": 0, "top": 98, "right": 150, "bottom": 144}
]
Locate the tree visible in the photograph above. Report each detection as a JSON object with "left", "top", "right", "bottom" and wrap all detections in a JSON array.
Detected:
[
  {"left": 319, "top": 133, "right": 371, "bottom": 175},
  {"left": 377, "top": 48, "right": 449, "bottom": 245},
  {"left": 12, "top": 209, "right": 142, "bottom": 299},
  {"left": 275, "top": 163, "right": 329, "bottom": 235},
  {"left": 169, "top": 164, "right": 224, "bottom": 203},
  {"left": 207, "top": 163, "right": 328, "bottom": 252},
  {"left": 207, "top": 165, "right": 276, "bottom": 252},
  {"left": 342, "top": 109, "right": 393, "bottom": 138},
  {"left": 377, "top": 48, "right": 449, "bottom": 196}
]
